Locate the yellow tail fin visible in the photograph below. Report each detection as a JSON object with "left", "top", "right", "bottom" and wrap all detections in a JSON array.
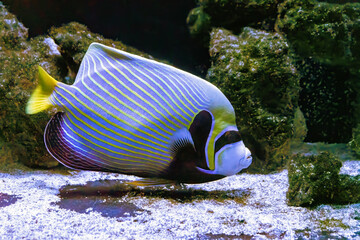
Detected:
[{"left": 26, "top": 66, "right": 58, "bottom": 114}]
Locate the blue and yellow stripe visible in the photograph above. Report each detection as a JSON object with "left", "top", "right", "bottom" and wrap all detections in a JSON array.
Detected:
[{"left": 46, "top": 43, "right": 214, "bottom": 175}]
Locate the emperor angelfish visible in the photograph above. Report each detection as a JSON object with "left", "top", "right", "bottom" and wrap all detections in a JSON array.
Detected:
[{"left": 26, "top": 43, "right": 252, "bottom": 186}]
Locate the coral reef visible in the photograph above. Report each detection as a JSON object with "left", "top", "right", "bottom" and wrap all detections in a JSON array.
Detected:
[
  {"left": 287, "top": 152, "right": 360, "bottom": 206},
  {"left": 207, "top": 27, "right": 302, "bottom": 172}
]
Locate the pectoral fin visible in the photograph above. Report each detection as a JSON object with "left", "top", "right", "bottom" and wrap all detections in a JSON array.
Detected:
[{"left": 169, "top": 127, "right": 195, "bottom": 157}]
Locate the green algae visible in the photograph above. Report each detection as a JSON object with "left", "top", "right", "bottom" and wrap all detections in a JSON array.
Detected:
[
  {"left": 276, "top": 0, "right": 360, "bottom": 67},
  {"left": 186, "top": 6, "right": 211, "bottom": 45},
  {"left": 0, "top": 142, "right": 32, "bottom": 172},
  {"left": 292, "top": 107, "right": 307, "bottom": 142},
  {"left": 276, "top": 0, "right": 360, "bottom": 143},
  {"left": 0, "top": 3, "right": 59, "bottom": 169},
  {"left": 2, "top": 0, "right": 360, "bottom": 176},
  {"left": 318, "top": 218, "right": 349, "bottom": 231},
  {"left": 287, "top": 152, "right": 360, "bottom": 207},
  {"left": 0, "top": 2, "right": 27, "bottom": 50},
  {"left": 207, "top": 27, "right": 303, "bottom": 173}
]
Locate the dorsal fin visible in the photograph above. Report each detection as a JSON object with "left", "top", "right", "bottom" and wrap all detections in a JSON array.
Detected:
[
  {"left": 76, "top": 42, "right": 210, "bottom": 87},
  {"left": 73, "top": 43, "right": 139, "bottom": 85}
]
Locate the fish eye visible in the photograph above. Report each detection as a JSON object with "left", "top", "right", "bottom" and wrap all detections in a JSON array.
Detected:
[{"left": 214, "top": 131, "right": 242, "bottom": 153}]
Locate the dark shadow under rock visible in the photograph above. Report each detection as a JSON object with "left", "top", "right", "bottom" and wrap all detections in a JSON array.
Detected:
[{"left": 0, "top": 193, "right": 21, "bottom": 208}]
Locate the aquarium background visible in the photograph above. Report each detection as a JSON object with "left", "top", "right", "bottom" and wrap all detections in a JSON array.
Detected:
[{"left": 0, "top": 0, "right": 360, "bottom": 239}]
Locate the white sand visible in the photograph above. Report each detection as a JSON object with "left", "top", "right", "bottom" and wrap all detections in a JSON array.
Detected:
[{"left": 0, "top": 161, "right": 359, "bottom": 239}]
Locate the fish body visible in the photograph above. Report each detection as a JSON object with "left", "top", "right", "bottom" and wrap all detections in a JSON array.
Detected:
[{"left": 27, "top": 43, "right": 252, "bottom": 185}]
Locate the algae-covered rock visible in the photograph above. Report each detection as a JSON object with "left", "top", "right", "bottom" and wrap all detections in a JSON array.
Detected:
[
  {"left": 276, "top": 0, "right": 360, "bottom": 67},
  {"left": 0, "top": 3, "right": 60, "bottom": 169},
  {"left": 287, "top": 152, "right": 342, "bottom": 206},
  {"left": 186, "top": 7, "right": 211, "bottom": 45},
  {"left": 187, "top": 0, "right": 282, "bottom": 41},
  {"left": 287, "top": 152, "right": 360, "bottom": 207},
  {"left": 0, "top": 2, "right": 27, "bottom": 50},
  {"left": 276, "top": 0, "right": 360, "bottom": 143},
  {"left": 337, "top": 174, "right": 360, "bottom": 204},
  {"left": 0, "top": 4, "right": 157, "bottom": 169},
  {"left": 207, "top": 27, "right": 302, "bottom": 172}
]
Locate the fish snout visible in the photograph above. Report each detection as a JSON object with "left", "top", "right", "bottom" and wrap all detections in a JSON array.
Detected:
[{"left": 241, "top": 147, "right": 252, "bottom": 170}]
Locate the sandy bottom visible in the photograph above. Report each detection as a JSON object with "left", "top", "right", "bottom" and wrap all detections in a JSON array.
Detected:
[{"left": 0, "top": 161, "right": 359, "bottom": 239}]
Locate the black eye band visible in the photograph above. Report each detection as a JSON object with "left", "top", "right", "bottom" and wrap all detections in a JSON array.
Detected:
[{"left": 214, "top": 131, "right": 242, "bottom": 153}]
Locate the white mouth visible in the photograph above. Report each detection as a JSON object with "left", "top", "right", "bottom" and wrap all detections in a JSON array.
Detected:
[
  {"left": 242, "top": 148, "right": 252, "bottom": 169},
  {"left": 197, "top": 142, "right": 253, "bottom": 176}
]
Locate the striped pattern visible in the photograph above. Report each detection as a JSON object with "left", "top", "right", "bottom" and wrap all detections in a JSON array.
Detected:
[{"left": 48, "top": 43, "right": 213, "bottom": 176}]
